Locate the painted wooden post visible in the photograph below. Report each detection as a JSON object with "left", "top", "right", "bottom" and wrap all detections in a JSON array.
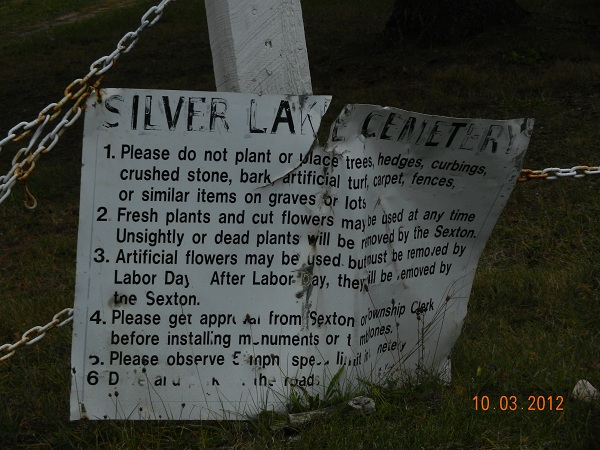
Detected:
[{"left": 204, "top": 0, "right": 312, "bottom": 95}]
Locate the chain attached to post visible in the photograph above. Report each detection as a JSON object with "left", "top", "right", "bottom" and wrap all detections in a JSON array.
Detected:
[{"left": 0, "top": 0, "right": 175, "bottom": 207}]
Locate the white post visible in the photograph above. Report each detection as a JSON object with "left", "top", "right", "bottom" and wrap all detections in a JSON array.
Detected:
[{"left": 204, "top": 0, "right": 312, "bottom": 95}]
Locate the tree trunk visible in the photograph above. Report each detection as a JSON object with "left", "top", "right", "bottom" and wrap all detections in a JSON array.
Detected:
[{"left": 385, "top": 0, "right": 529, "bottom": 44}]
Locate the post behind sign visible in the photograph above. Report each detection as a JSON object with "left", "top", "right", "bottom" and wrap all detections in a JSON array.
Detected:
[{"left": 204, "top": 0, "right": 312, "bottom": 95}]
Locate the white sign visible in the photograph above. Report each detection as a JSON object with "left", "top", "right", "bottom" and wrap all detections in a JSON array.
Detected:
[{"left": 70, "top": 89, "right": 533, "bottom": 420}]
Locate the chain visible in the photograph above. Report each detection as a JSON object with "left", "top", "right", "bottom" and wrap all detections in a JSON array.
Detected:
[
  {"left": 0, "top": 0, "right": 175, "bottom": 361},
  {"left": 0, "top": 308, "right": 73, "bottom": 362},
  {"left": 0, "top": 0, "right": 175, "bottom": 206},
  {"left": 519, "top": 166, "right": 600, "bottom": 182}
]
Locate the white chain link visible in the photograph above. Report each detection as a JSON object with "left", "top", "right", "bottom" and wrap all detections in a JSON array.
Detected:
[
  {"left": 519, "top": 165, "right": 600, "bottom": 181},
  {"left": 0, "top": 308, "right": 73, "bottom": 362},
  {"left": 0, "top": 0, "right": 175, "bottom": 205},
  {"left": 0, "top": 0, "right": 174, "bottom": 361}
]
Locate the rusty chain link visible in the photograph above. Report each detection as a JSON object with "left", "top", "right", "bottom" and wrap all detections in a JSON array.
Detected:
[
  {"left": 0, "top": 308, "right": 73, "bottom": 362},
  {"left": 519, "top": 165, "right": 600, "bottom": 181},
  {"left": 0, "top": 0, "right": 174, "bottom": 361},
  {"left": 0, "top": 0, "right": 175, "bottom": 206}
]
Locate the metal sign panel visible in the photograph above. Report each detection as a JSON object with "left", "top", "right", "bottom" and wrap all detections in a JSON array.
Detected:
[{"left": 70, "top": 89, "right": 532, "bottom": 420}]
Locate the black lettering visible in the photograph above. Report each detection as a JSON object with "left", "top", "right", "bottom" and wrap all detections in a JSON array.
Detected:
[
  {"left": 103, "top": 95, "right": 123, "bottom": 128},
  {"left": 271, "top": 100, "right": 295, "bottom": 134},
  {"left": 162, "top": 96, "right": 185, "bottom": 130}
]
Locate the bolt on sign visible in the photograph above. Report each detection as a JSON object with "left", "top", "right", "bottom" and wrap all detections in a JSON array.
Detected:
[{"left": 70, "top": 89, "right": 533, "bottom": 420}]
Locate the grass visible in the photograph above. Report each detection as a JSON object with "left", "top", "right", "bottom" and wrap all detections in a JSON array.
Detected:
[{"left": 1, "top": 0, "right": 600, "bottom": 448}]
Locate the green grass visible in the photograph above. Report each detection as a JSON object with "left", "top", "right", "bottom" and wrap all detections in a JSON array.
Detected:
[
  {"left": 0, "top": 0, "right": 139, "bottom": 44},
  {"left": 1, "top": 0, "right": 600, "bottom": 448}
]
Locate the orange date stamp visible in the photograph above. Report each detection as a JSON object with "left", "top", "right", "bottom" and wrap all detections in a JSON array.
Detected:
[{"left": 472, "top": 395, "right": 564, "bottom": 411}]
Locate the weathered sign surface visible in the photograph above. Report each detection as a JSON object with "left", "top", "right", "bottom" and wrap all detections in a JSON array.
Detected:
[{"left": 70, "top": 89, "right": 533, "bottom": 420}]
